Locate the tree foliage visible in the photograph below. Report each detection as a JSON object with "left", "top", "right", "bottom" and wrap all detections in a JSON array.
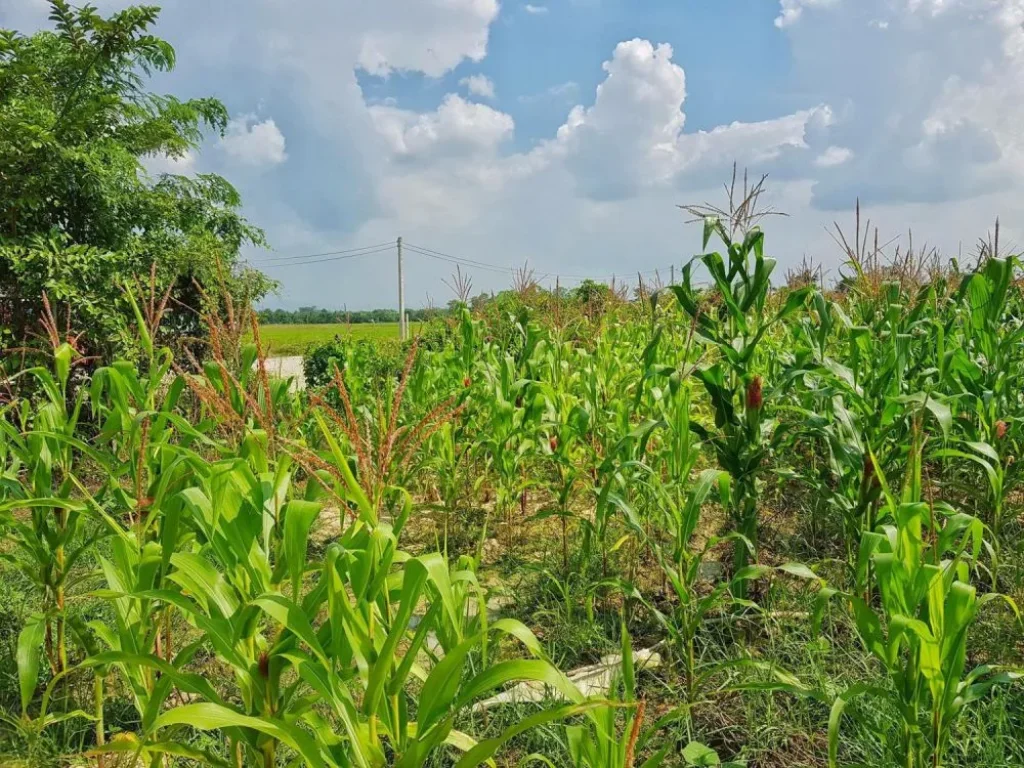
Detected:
[
  {"left": 0, "top": 0, "right": 271, "bottom": 358},
  {"left": 258, "top": 306, "right": 437, "bottom": 326}
]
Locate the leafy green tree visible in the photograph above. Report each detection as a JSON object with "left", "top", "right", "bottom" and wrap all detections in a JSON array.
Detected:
[{"left": 0, "top": 0, "right": 271, "bottom": 358}]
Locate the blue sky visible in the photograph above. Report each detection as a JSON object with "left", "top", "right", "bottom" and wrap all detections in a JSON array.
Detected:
[
  {"left": 3, "top": 0, "right": 1022, "bottom": 309},
  {"left": 358, "top": 1, "right": 795, "bottom": 140}
]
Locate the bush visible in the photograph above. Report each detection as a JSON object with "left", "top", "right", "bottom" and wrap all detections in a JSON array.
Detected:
[
  {"left": 303, "top": 337, "right": 408, "bottom": 394},
  {"left": 302, "top": 337, "right": 348, "bottom": 388},
  {"left": 416, "top": 317, "right": 457, "bottom": 352}
]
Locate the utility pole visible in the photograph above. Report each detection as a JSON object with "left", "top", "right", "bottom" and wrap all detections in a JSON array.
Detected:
[
  {"left": 397, "top": 236, "right": 406, "bottom": 341},
  {"left": 670, "top": 264, "right": 675, "bottom": 285}
]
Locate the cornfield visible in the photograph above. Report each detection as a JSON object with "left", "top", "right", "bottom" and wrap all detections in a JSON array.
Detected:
[{"left": 1, "top": 216, "right": 1022, "bottom": 768}]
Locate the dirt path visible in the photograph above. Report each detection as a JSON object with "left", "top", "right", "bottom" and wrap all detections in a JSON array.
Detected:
[{"left": 264, "top": 355, "right": 305, "bottom": 390}]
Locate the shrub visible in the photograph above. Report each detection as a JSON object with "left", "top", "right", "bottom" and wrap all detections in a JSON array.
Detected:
[{"left": 302, "top": 337, "right": 348, "bottom": 388}]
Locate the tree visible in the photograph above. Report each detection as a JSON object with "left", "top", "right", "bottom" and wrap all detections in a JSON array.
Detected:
[{"left": 0, "top": 0, "right": 272, "bottom": 358}]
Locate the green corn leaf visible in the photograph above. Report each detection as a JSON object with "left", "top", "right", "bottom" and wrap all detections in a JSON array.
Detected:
[
  {"left": 84, "top": 651, "right": 224, "bottom": 712},
  {"left": 168, "top": 552, "right": 238, "bottom": 618},
  {"left": 452, "top": 702, "right": 604, "bottom": 768},
  {"left": 283, "top": 499, "right": 321, "bottom": 602},
  {"left": 254, "top": 594, "right": 327, "bottom": 665},
  {"left": 313, "top": 411, "right": 374, "bottom": 523},
  {"left": 701, "top": 216, "right": 718, "bottom": 250},
  {"left": 621, "top": 619, "right": 635, "bottom": 702},
  {"left": 363, "top": 556, "right": 428, "bottom": 718},
  {"left": 489, "top": 617, "right": 548, "bottom": 660},
  {"left": 89, "top": 740, "right": 231, "bottom": 768},
  {"left": 828, "top": 683, "right": 888, "bottom": 768},
  {"left": 777, "top": 562, "right": 821, "bottom": 581},
  {"left": 152, "top": 703, "right": 326, "bottom": 768},
  {"left": 732, "top": 565, "right": 771, "bottom": 583},
  {"left": 455, "top": 658, "right": 584, "bottom": 713},
  {"left": 774, "top": 285, "right": 812, "bottom": 323},
  {"left": 17, "top": 614, "right": 46, "bottom": 715},
  {"left": 682, "top": 741, "right": 720, "bottom": 766}
]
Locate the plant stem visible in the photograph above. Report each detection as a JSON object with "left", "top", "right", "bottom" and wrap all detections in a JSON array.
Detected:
[{"left": 94, "top": 673, "right": 105, "bottom": 768}]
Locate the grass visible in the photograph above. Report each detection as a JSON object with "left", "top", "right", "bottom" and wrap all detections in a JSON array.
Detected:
[{"left": 255, "top": 322, "right": 419, "bottom": 355}]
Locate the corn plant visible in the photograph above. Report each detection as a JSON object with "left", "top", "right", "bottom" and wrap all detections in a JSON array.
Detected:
[
  {"left": 823, "top": 442, "right": 1021, "bottom": 768},
  {"left": 946, "top": 255, "right": 1024, "bottom": 535},
  {"left": 306, "top": 341, "right": 461, "bottom": 530},
  {"left": 524, "top": 624, "right": 672, "bottom": 768},
  {"left": 536, "top": 378, "right": 590, "bottom": 572},
  {"left": 95, "top": 474, "right": 585, "bottom": 767},
  {"left": 423, "top": 421, "right": 478, "bottom": 559},
  {"left": 668, "top": 221, "right": 810, "bottom": 594},
  {"left": 276, "top": 531, "right": 585, "bottom": 767},
  {"left": 779, "top": 279, "right": 959, "bottom": 571},
  {"left": 3, "top": 340, "right": 92, "bottom": 679},
  {"left": 474, "top": 346, "right": 544, "bottom": 555},
  {"left": 617, "top": 468, "right": 737, "bottom": 704}
]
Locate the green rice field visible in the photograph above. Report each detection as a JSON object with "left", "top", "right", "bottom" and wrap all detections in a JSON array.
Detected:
[{"left": 257, "top": 322, "right": 418, "bottom": 355}]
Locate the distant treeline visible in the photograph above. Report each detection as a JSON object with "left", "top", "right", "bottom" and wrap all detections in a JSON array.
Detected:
[
  {"left": 257, "top": 306, "right": 439, "bottom": 325},
  {"left": 259, "top": 281, "right": 639, "bottom": 325}
]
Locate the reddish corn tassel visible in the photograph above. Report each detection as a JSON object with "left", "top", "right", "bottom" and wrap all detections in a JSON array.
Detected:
[
  {"left": 996, "top": 420, "right": 1008, "bottom": 439},
  {"left": 549, "top": 436, "right": 558, "bottom": 452},
  {"left": 463, "top": 376, "right": 471, "bottom": 388},
  {"left": 258, "top": 652, "right": 270, "bottom": 679},
  {"left": 864, "top": 454, "right": 880, "bottom": 491},
  {"left": 746, "top": 376, "right": 763, "bottom": 410}
]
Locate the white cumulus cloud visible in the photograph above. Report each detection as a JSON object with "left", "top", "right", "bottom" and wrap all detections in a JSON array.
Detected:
[
  {"left": 143, "top": 150, "right": 197, "bottom": 176},
  {"left": 460, "top": 74, "right": 496, "bottom": 99},
  {"left": 370, "top": 94, "right": 513, "bottom": 159},
  {"left": 552, "top": 39, "right": 828, "bottom": 198},
  {"left": 12, "top": 0, "right": 1024, "bottom": 307},
  {"left": 815, "top": 145, "right": 854, "bottom": 167},
  {"left": 776, "top": 0, "right": 1024, "bottom": 207},
  {"left": 524, "top": 4, "right": 549, "bottom": 13},
  {"left": 356, "top": 0, "right": 499, "bottom": 76},
  {"left": 775, "top": 0, "right": 839, "bottom": 28},
  {"left": 220, "top": 116, "right": 288, "bottom": 166}
]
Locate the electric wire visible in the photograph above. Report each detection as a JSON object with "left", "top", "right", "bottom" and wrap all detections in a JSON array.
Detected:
[
  {"left": 255, "top": 244, "right": 395, "bottom": 268},
  {"left": 405, "top": 241, "right": 676, "bottom": 283},
  {"left": 252, "top": 241, "right": 393, "bottom": 265},
  {"left": 402, "top": 244, "right": 512, "bottom": 276},
  {"left": 249, "top": 237, "right": 679, "bottom": 286}
]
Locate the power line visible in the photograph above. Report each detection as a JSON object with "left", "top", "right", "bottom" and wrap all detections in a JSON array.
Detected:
[
  {"left": 405, "top": 241, "right": 587, "bottom": 279},
  {"left": 405, "top": 241, "right": 677, "bottom": 283},
  {"left": 404, "top": 242, "right": 515, "bottom": 273},
  {"left": 248, "top": 236, "right": 679, "bottom": 287},
  {"left": 255, "top": 244, "right": 395, "bottom": 268},
  {"left": 403, "top": 244, "right": 512, "bottom": 275},
  {"left": 252, "top": 241, "right": 393, "bottom": 265}
]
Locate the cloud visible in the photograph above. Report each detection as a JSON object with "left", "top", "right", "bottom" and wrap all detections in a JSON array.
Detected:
[
  {"left": 220, "top": 116, "right": 288, "bottom": 166},
  {"left": 352, "top": 37, "right": 830, "bottom": 246},
  {"left": 369, "top": 94, "right": 513, "bottom": 159},
  {"left": 524, "top": 4, "right": 549, "bottom": 13},
  {"left": 814, "top": 145, "right": 853, "bottom": 167},
  {"left": 460, "top": 74, "right": 496, "bottom": 99},
  {"left": 775, "top": 0, "right": 838, "bottom": 28},
  {"left": 9, "top": 0, "right": 1024, "bottom": 309},
  {"left": 777, "top": 0, "right": 1024, "bottom": 208},
  {"left": 553, "top": 40, "right": 687, "bottom": 197},
  {"left": 551, "top": 39, "right": 827, "bottom": 198},
  {"left": 143, "top": 150, "right": 197, "bottom": 175},
  {"left": 356, "top": 0, "right": 499, "bottom": 76}
]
